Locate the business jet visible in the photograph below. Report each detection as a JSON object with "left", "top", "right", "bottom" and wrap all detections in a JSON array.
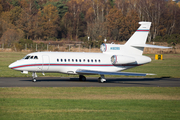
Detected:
[{"left": 9, "top": 22, "right": 170, "bottom": 83}]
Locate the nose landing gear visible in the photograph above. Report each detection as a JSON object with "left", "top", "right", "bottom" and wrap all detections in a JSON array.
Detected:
[{"left": 32, "top": 72, "right": 37, "bottom": 82}]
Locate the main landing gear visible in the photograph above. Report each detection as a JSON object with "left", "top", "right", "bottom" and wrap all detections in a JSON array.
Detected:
[
  {"left": 98, "top": 75, "right": 106, "bottom": 83},
  {"left": 79, "top": 75, "right": 106, "bottom": 83},
  {"left": 79, "top": 75, "right": 86, "bottom": 81},
  {"left": 32, "top": 72, "right": 37, "bottom": 82}
]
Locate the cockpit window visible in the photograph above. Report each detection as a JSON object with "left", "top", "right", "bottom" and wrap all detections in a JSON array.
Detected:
[
  {"left": 34, "top": 56, "right": 38, "bottom": 59},
  {"left": 24, "top": 56, "right": 30, "bottom": 59},
  {"left": 23, "top": 55, "right": 38, "bottom": 59},
  {"left": 30, "top": 56, "right": 34, "bottom": 59}
]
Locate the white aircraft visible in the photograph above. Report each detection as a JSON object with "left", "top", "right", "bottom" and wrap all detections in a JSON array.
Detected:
[{"left": 9, "top": 22, "right": 170, "bottom": 83}]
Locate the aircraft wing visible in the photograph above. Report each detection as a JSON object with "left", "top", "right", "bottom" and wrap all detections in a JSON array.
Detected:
[{"left": 76, "top": 69, "right": 155, "bottom": 76}]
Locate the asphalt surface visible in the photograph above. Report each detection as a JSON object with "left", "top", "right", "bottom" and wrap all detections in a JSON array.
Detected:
[{"left": 0, "top": 77, "right": 180, "bottom": 87}]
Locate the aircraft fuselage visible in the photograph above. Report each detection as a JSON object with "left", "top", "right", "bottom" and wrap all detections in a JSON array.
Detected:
[{"left": 9, "top": 52, "right": 151, "bottom": 74}]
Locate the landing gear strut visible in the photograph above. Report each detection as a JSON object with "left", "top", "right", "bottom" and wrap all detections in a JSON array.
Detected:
[
  {"left": 32, "top": 72, "right": 37, "bottom": 82},
  {"left": 79, "top": 75, "right": 86, "bottom": 81},
  {"left": 98, "top": 75, "right": 106, "bottom": 83}
]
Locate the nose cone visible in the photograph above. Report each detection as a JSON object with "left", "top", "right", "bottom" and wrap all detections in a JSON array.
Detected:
[
  {"left": 9, "top": 62, "right": 15, "bottom": 69},
  {"left": 9, "top": 61, "right": 19, "bottom": 69},
  {"left": 8, "top": 60, "right": 27, "bottom": 71}
]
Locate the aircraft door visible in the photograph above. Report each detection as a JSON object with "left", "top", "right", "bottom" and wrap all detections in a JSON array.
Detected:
[{"left": 42, "top": 55, "right": 50, "bottom": 71}]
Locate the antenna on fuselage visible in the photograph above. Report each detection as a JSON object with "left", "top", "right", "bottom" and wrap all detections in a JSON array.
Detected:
[{"left": 104, "top": 38, "right": 107, "bottom": 43}]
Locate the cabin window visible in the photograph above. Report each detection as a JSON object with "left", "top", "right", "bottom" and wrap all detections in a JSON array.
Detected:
[
  {"left": 91, "top": 59, "right": 93, "bottom": 62},
  {"left": 88, "top": 59, "right": 90, "bottom": 62},
  {"left": 76, "top": 59, "right": 78, "bottom": 62},
  {"left": 79, "top": 59, "right": 81, "bottom": 62},
  {"left": 57, "top": 59, "right": 59, "bottom": 62},
  {"left": 34, "top": 56, "right": 38, "bottom": 59},
  {"left": 72, "top": 59, "right": 74, "bottom": 62},
  {"left": 64, "top": 59, "right": 66, "bottom": 62},
  {"left": 83, "top": 59, "right": 85, "bottom": 62},
  {"left": 61, "top": 59, "right": 63, "bottom": 62},
  {"left": 99, "top": 59, "right": 101, "bottom": 62},
  {"left": 68, "top": 59, "right": 70, "bottom": 62},
  {"left": 95, "top": 59, "right": 97, "bottom": 62}
]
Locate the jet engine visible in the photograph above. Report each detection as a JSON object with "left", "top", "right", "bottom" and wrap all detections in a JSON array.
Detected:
[{"left": 111, "top": 55, "right": 136, "bottom": 64}]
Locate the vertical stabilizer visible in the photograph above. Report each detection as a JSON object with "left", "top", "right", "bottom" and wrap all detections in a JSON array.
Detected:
[
  {"left": 124, "top": 22, "right": 151, "bottom": 55},
  {"left": 125, "top": 22, "right": 151, "bottom": 46}
]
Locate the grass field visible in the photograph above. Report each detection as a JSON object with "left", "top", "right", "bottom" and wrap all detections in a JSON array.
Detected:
[
  {"left": 0, "top": 52, "right": 180, "bottom": 78},
  {"left": 0, "top": 87, "right": 180, "bottom": 120},
  {"left": 0, "top": 52, "right": 180, "bottom": 119}
]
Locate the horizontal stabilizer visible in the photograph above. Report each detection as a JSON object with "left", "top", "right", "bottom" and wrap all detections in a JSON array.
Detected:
[
  {"left": 76, "top": 69, "right": 155, "bottom": 76},
  {"left": 132, "top": 44, "right": 171, "bottom": 49}
]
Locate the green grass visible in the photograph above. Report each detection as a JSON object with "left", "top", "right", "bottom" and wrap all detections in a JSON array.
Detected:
[
  {"left": 1, "top": 53, "right": 180, "bottom": 119},
  {"left": 1, "top": 98, "right": 179, "bottom": 120},
  {"left": 0, "top": 52, "right": 180, "bottom": 78},
  {"left": 1, "top": 87, "right": 180, "bottom": 100},
  {"left": 0, "top": 87, "right": 180, "bottom": 120}
]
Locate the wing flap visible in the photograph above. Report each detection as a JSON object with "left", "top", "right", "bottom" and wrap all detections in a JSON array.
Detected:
[{"left": 76, "top": 69, "right": 155, "bottom": 76}]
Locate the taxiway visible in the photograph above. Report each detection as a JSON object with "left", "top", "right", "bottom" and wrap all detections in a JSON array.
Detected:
[{"left": 0, "top": 77, "right": 180, "bottom": 87}]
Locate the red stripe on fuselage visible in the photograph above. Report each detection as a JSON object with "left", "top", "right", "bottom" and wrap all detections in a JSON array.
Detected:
[
  {"left": 11, "top": 64, "right": 42, "bottom": 69},
  {"left": 136, "top": 30, "right": 149, "bottom": 32},
  {"left": 10, "top": 63, "right": 141, "bottom": 69}
]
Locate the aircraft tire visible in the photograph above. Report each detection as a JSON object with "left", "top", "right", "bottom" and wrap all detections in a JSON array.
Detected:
[
  {"left": 79, "top": 75, "right": 86, "bottom": 81},
  {"left": 98, "top": 77, "right": 101, "bottom": 83},
  {"left": 98, "top": 77, "right": 106, "bottom": 83},
  {"left": 32, "top": 78, "right": 36, "bottom": 82}
]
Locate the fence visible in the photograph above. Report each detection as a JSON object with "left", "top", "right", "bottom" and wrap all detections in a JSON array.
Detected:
[{"left": 0, "top": 43, "right": 101, "bottom": 53}]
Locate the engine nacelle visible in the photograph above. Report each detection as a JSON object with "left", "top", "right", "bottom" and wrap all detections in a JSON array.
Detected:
[{"left": 111, "top": 55, "right": 136, "bottom": 64}]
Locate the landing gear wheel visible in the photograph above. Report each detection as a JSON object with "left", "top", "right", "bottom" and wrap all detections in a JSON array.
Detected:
[
  {"left": 100, "top": 78, "right": 106, "bottom": 83},
  {"left": 32, "top": 78, "right": 36, "bottom": 82},
  {"left": 79, "top": 75, "right": 86, "bottom": 81},
  {"left": 32, "top": 72, "right": 37, "bottom": 82},
  {"left": 98, "top": 75, "right": 106, "bottom": 83},
  {"left": 98, "top": 77, "right": 101, "bottom": 83}
]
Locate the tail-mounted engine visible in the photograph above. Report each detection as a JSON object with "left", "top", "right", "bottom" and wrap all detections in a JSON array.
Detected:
[
  {"left": 111, "top": 55, "right": 136, "bottom": 65},
  {"left": 100, "top": 43, "right": 136, "bottom": 65}
]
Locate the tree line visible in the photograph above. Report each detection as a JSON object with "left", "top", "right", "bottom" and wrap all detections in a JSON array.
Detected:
[{"left": 0, "top": 0, "right": 180, "bottom": 47}]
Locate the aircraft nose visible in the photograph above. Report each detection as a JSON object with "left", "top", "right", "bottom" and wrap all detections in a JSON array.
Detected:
[
  {"left": 9, "top": 62, "right": 16, "bottom": 69},
  {"left": 9, "top": 63, "right": 13, "bottom": 69}
]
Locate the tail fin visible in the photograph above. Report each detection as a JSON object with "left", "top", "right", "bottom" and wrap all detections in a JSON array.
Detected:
[
  {"left": 101, "top": 22, "right": 170, "bottom": 56},
  {"left": 124, "top": 22, "right": 171, "bottom": 55},
  {"left": 124, "top": 22, "right": 151, "bottom": 55},
  {"left": 125, "top": 22, "right": 151, "bottom": 46}
]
